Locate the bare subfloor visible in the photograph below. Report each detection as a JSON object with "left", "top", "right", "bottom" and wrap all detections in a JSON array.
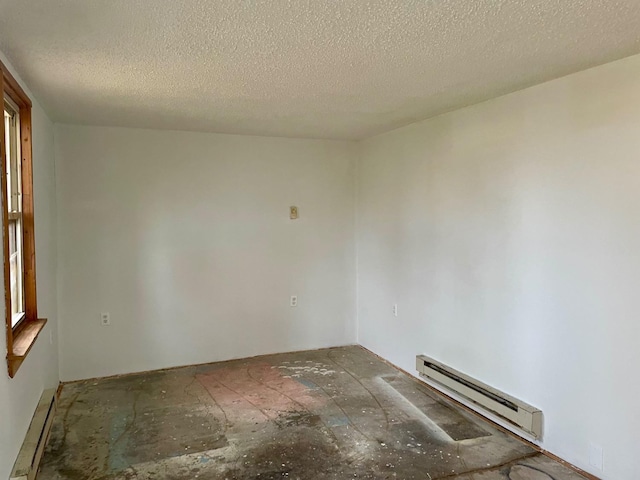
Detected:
[{"left": 40, "top": 346, "right": 587, "bottom": 480}]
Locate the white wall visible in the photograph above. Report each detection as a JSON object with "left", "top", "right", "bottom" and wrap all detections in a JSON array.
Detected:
[
  {"left": 56, "top": 125, "right": 357, "bottom": 381},
  {"left": 357, "top": 53, "right": 640, "bottom": 480},
  {"left": 0, "top": 52, "right": 59, "bottom": 479}
]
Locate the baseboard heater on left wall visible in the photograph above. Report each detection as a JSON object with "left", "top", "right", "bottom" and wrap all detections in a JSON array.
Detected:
[
  {"left": 416, "top": 355, "right": 542, "bottom": 439},
  {"left": 10, "top": 388, "right": 57, "bottom": 480}
]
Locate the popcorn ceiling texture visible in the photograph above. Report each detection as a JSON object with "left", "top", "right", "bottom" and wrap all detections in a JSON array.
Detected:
[{"left": 0, "top": 0, "right": 639, "bottom": 140}]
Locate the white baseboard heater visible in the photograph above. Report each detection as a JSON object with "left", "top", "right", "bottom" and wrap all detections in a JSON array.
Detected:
[
  {"left": 11, "top": 388, "right": 57, "bottom": 480},
  {"left": 416, "top": 355, "right": 542, "bottom": 439}
]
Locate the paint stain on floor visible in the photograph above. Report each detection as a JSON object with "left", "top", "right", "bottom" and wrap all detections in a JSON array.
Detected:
[{"left": 38, "top": 346, "right": 589, "bottom": 480}]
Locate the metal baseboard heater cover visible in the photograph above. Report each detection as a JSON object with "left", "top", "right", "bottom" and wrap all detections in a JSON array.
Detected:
[
  {"left": 11, "top": 388, "right": 57, "bottom": 480},
  {"left": 416, "top": 355, "right": 542, "bottom": 439}
]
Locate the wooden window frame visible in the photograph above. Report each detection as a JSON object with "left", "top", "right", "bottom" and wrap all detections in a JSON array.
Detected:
[{"left": 1, "top": 60, "right": 46, "bottom": 378}]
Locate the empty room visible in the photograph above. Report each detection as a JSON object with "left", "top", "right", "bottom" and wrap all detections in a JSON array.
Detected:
[{"left": 1, "top": 1, "right": 639, "bottom": 479}]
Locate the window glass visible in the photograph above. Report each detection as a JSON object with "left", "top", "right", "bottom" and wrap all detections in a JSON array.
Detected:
[{"left": 4, "top": 103, "right": 25, "bottom": 326}]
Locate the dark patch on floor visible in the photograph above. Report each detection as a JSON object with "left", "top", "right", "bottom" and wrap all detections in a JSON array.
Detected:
[{"left": 38, "top": 346, "right": 588, "bottom": 480}]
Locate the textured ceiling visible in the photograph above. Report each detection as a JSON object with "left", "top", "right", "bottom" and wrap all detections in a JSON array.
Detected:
[{"left": 1, "top": 1, "right": 639, "bottom": 140}]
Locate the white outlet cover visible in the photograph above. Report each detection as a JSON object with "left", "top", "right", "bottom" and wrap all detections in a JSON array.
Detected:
[
  {"left": 589, "top": 443, "right": 603, "bottom": 471},
  {"left": 101, "top": 312, "right": 111, "bottom": 325}
]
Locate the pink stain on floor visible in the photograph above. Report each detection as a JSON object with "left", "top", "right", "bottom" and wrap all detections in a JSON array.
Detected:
[{"left": 196, "top": 362, "right": 324, "bottom": 425}]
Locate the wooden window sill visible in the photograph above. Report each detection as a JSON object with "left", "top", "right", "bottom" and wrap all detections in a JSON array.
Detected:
[{"left": 7, "top": 318, "right": 47, "bottom": 377}]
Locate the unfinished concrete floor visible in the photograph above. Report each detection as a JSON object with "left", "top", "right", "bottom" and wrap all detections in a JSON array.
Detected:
[{"left": 40, "top": 346, "right": 588, "bottom": 480}]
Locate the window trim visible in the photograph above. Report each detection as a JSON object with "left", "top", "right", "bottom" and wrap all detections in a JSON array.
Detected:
[{"left": 1, "top": 60, "right": 45, "bottom": 378}]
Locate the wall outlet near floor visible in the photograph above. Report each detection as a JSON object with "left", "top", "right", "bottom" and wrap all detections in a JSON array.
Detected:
[
  {"left": 393, "top": 304, "right": 398, "bottom": 317},
  {"left": 100, "top": 312, "right": 111, "bottom": 326},
  {"left": 290, "top": 296, "right": 298, "bottom": 307},
  {"left": 589, "top": 443, "right": 604, "bottom": 471}
]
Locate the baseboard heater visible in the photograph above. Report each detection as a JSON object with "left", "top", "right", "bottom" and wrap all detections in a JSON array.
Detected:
[
  {"left": 10, "top": 388, "right": 57, "bottom": 480},
  {"left": 416, "top": 355, "right": 542, "bottom": 439}
]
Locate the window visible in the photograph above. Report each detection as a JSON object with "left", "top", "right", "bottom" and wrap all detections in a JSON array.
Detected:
[
  {"left": 1, "top": 60, "right": 44, "bottom": 378},
  {"left": 5, "top": 100, "right": 25, "bottom": 328}
]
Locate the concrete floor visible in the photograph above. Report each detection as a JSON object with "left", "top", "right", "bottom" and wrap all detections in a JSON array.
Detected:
[{"left": 40, "top": 346, "right": 588, "bottom": 480}]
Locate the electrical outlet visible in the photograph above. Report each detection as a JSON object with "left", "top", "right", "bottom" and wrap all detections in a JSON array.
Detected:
[
  {"left": 290, "top": 296, "right": 298, "bottom": 307},
  {"left": 589, "top": 443, "right": 604, "bottom": 471},
  {"left": 393, "top": 304, "right": 398, "bottom": 317},
  {"left": 101, "top": 312, "right": 111, "bottom": 326}
]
